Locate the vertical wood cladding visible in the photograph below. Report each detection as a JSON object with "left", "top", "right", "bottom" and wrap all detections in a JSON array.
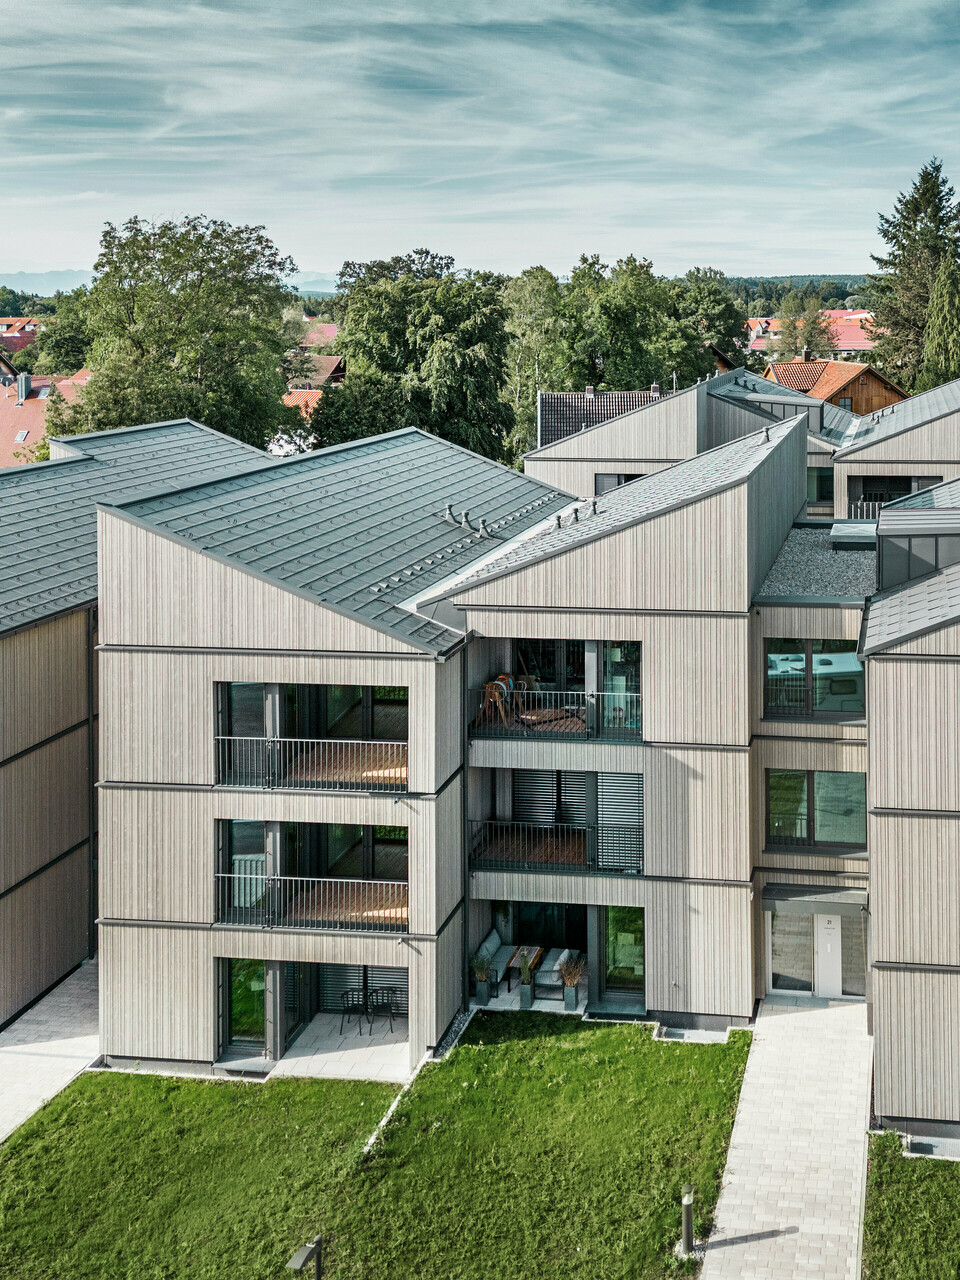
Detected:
[
  {"left": 874, "top": 968, "right": 960, "bottom": 1122},
  {"left": 0, "top": 611, "right": 88, "bottom": 760},
  {"left": 870, "top": 658, "right": 960, "bottom": 810}
]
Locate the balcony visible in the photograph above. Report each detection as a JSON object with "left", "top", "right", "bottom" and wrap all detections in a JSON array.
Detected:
[
  {"left": 469, "top": 690, "right": 642, "bottom": 742},
  {"left": 469, "top": 820, "right": 643, "bottom": 876},
  {"left": 215, "top": 737, "right": 407, "bottom": 793},
  {"left": 215, "top": 873, "right": 408, "bottom": 933}
]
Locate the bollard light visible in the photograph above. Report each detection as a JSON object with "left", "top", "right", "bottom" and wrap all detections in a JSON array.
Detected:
[
  {"left": 287, "top": 1233, "right": 323, "bottom": 1279},
  {"left": 681, "top": 1184, "right": 694, "bottom": 1257}
]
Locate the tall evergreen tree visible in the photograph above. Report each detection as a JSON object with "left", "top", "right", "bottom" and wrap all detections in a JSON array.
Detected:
[
  {"left": 870, "top": 158, "right": 960, "bottom": 388},
  {"left": 917, "top": 255, "right": 960, "bottom": 390}
]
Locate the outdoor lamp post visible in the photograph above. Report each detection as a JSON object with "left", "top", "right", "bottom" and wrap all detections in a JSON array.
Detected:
[
  {"left": 287, "top": 1233, "right": 323, "bottom": 1279},
  {"left": 681, "top": 1184, "right": 694, "bottom": 1257}
]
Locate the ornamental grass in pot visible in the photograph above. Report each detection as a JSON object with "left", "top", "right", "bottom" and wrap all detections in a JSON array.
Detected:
[
  {"left": 472, "top": 954, "right": 491, "bottom": 1006},
  {"left": 518, "top": 952, "right": 535, "bottom": 1009},
  {"left": 559, "top": 954, "right": 586, "bottom": 1012}
]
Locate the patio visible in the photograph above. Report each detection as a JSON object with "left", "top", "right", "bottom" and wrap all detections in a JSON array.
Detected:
[
  {"left": 472, "top": 972, "right": 588, "bottom": 1016},
  {"left": 268, "top": 1008, "right": 411, "bottom": 1083}
]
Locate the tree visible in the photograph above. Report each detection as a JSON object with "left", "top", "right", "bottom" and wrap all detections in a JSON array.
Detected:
[
  {"left": 307, "top": 271, "right": 512, "bottom": 458},
  {"left": 870, "top": 158, "right": 960, "bottom": 387},
  {"left": 31, "top": 288, "right": 93, "bottom": 375},
  {"left": 501, "top": 266, "right": 563, "bottom": 461},
  {"left": 49, "top": 215, "right": 300, "bottom": 448},
  {"left": 332, "top": 249, "right": 455, "bottom": 323},
  {"left": 672, "top": 267, "right": 748, "bottom": 368},
  {"left": 774, "top": 293, "right": 836, "bottom": 361},
  {"left": 917, "top": 256, "right": 960, "bottom": 390}
]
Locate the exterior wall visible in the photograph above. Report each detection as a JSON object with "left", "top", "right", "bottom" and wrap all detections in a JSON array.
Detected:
[
  {"left": 874, "top": 968, "right": 960, "bottom": 1124},
  {"left": 522, "top": 458, "right": 673, "bottom": 499},
  {"left": 0, "top": 608, "right": 95, "bottom": 1026},
  {"left": 826, "top": 370, "right": 904, "bottom": 417}
]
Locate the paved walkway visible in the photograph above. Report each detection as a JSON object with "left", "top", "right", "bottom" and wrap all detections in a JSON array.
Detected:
[
  {"left": 701, "top": 995, "right": 873, "bottom": 1280},
  {"left": 0, "top": 960, "right": 99, "bottom": 1144},
  {"left": 268, "top": 1009, "right": 411, "bottom": 1083}
]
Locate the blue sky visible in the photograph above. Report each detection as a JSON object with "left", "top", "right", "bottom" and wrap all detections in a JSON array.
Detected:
[{"left": 4, "top": 0, "right": 960, "bottom": 277}]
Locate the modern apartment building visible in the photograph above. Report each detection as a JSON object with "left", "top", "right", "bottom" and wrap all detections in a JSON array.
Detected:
[
  {"left": 13, "top": 370, "right": 960, "bottom": 1131},
  {"left": 0, "top": 421, "right": 267, "bottom": 1027}
]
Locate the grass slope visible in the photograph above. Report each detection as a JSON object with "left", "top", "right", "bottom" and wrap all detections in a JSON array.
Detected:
[
  {"left": 0, "top": 1073, "right": 393, "bottom": 1280},
  {"left": 326, "top": 1013, "right": 750, "bottom": 1280},
  {"left": 864, "top": 1130, "right": 960, "bottom": 1279}
]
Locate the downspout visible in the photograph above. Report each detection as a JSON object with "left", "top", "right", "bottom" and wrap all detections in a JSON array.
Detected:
[
  {"left": 460, "top": 644, "right": 471, "bottom": 1015},
  {"left": 86, "top": 603, "right": 97, "bottom": 959}
]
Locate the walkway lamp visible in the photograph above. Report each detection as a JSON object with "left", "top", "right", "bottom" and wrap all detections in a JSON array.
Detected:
[{"left": 287, "top": 1233, "right": 323, "bottom": 1278}]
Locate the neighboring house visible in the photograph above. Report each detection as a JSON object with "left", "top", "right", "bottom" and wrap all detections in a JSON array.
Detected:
[
  {"left": 537, "top": 386, "right": 673, "bottom": 449},
  {"left": 301, "top": 322, "right": 339, "bottom": 349},
  {"left": 0, "top": 317, "right": 42, "bottom": 355},
  {"left": 0, "top": 370, "right": 92, "bottom": 467},
  {"left": 281, "top": 388, "right": 324, "bottom": 418},
  {"left": 763, "top": 357, "right": 906, "bottom": 416},
  {"left": 0, "top": 421, "right": 268, "bottom": 1030},
  {"left": 287, "top": 353, "right": 345, "bottom": 392},
  {"left": 748, "top": 310, "right": 876, "bottom": 358}
]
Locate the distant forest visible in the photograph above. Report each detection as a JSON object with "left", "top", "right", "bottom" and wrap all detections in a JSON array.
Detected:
[{"left": 726, "top": 274, "right": 870, "bottom": 311}]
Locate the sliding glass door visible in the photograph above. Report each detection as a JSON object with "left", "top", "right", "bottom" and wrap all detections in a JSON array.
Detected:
[
  {"left": 604, "top": 906, "right": 644, "bottom": 996},
  {"left": 227, "top": 959, "right": 266, "bottom": 1048}
]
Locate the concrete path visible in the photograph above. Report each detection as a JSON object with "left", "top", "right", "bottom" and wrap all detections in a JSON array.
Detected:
[
  {"left": 268, "top": 1009, "right": 411, "bottom": 1083},
  {"left": 701, "top": 995, "right": 873, "bottom": 1280},
  {"left": 0, "top": 960, "right": 99, "bottom": 1144}
]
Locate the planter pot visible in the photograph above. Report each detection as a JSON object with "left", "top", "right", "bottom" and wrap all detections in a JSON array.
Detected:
[
  {"left": 563, "top": 985, "right": 578, "bottom": 1012},
  {"left": 519, "top": 982, "right": 534, "bottom": 1010},
  {"left": 475, "top": 980, "right": 490, "bottom": 1007}
]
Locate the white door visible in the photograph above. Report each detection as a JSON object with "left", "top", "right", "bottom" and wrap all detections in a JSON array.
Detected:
[{"left": 814, "top": 914, "right": 843, "bottom": 997}]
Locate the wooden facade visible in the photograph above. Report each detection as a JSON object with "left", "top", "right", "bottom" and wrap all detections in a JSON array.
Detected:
[{"left": 0, "top": 608, "right": 96, "bottom": 1026}]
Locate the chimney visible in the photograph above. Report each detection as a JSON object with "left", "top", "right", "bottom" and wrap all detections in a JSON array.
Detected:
[
  {"left": 802, "top": 345, "right": 812, "bottom": 362},
  {"left": 15, "top": 372, "right": 30, "bottom": 405},
  {"left": 584, "top": 385, "right": 595, "bottom": 398},
  {"left": 650, "top": 381, "right": 660, "bottom": 399}
]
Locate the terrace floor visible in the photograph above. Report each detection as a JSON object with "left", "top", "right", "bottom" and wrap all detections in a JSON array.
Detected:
[{"left": 269, "top": 1009, "right": 411, "bottom": 1083}]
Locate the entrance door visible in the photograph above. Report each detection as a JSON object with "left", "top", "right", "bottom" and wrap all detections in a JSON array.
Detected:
[{"left": 814, "top": 915, "right": 843, "bottom": 998}]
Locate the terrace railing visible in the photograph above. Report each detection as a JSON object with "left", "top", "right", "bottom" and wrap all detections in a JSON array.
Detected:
[
  {"left": 215, "top": 873, "right": 408, "bottom": 933},
  {"left": 215, "top": 736, "right": 407, "bottom": 793},
  {"left": 469, "top": 689, "right": 642, "bottom": 742},
  {"left": 469, "top": 820, "right": 643, "bottom": 876},
  {"left": 847, "top": 500, "right": 884, "bottom": 519}
]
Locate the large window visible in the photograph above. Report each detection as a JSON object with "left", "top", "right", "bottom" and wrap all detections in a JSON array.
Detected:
[
  {"left": 879, "top": 534, "right": 960, "bottom": 590},
  {"left": 765, "top": 639, "right": 864, "bottom": 719},
  {"left": 227, "top": 959, "right": 265, "bottom": 1046},
  {"left": 767, "top": 769, "right": 867, "bottom": 848},
  {"left": 806, "top": 467, "right": 835, "bottom": 505},
  {"left": 515, "top": 639, "right": 585, "bottom": 692},
  {"left": 604, "top": 906, "right": 644, "bottom": 995}
]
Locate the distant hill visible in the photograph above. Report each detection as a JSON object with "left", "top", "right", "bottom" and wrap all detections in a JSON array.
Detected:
[{"left": 0, "top": 269, "right": 92, "bottom": 295}]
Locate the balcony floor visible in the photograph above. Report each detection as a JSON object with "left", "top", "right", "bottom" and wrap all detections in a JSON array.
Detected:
[{"left": 268, "top": 1010, "right": 411, "bottom": 1083}]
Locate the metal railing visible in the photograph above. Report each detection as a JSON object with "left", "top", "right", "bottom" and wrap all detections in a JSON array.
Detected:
[
  {"left": 847, "top": 500, "right": 884, "bottom": 519},
  {"left": 767, "top": 813, "right": 810, "bottom": 846},
  {"left": 469, "top": 820, "right": 643, "bottom": 875},
  {"left": 764, "top": 674, "right": 808, "bottom": 718},
  {"left": 469, "top": 689, "right": 642, "bottom": 741},
  {"left": 215, "top": 736, "right": 407, "bottom": 792},
  {"left": 215, "top": 873, "right": 408, "bottom": 932}
]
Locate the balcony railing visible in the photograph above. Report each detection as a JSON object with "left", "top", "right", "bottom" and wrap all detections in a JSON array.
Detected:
[
  {"left": 215, "top": 736, "right": 407, "bottom": 792},
  {"left": 469, "top": 690, "right": 642, "bottom": 742},
  {"left": 847, "top": 500, "right": 884, "bottom": 519},
  {"left": 469, "top": 820, "right": 643, "bottom": 876},
  {"left": 215, "top": 873, "right": 408, "bottom": 933}
]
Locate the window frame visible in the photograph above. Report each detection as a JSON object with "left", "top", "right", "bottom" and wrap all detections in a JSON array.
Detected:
[
  {"left": 763, "top": 639, "right": 865, "bottom": 721},
  {"left": 765, "top": 768, "right": 867, "bottom": 850}
]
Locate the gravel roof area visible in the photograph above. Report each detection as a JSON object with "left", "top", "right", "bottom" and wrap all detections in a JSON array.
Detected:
[{"left": 756, "top": 526, "right": 876, "bottom": 601}]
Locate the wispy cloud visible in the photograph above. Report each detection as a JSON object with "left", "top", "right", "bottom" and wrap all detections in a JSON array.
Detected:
[{"left": 3, "top": 0, "right": 960, "bottom": 274}]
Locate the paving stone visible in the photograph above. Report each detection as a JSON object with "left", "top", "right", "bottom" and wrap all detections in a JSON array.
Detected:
[{"left": 700, "top": 997, "right": 872, "bottom": 1280}]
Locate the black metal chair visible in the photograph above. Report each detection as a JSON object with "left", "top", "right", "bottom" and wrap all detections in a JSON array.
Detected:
[
  {"left": 366, "top": 986, "right": 396, "bottom": 1034},
  {"left": 340, "top": 988, "right": 367, "bottom": 1036}
]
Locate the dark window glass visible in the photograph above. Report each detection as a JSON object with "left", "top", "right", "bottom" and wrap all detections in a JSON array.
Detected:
[
  {"left": 837, "top": 397, "right": 853, "bottom": 412},
  {"left": 595, "top": 474, "right": 644, "bottom": 495},
  {"left": 228, "top": 959, "right": 265, "bottom": 1045},
  {"left": 881, "top": 537, "right": 910, "bottom": 589},
  {"left": 768, "top": 770, "right": 809, "bottom": 843},
  {"left": 767, "top": 769, "right": 866, "bottom": 847},
  {"left": 811, "top": 641, "right": 864, "bottom": 715},
  {"left": 938, "top": 536, "right": 960, "bottom": 570},
  {"left": 604, "top": 906, "right": 644, "bottom": 994},
  {"left": 911, "top": 537, "right": 937, "bottom": 578},
  {"left": 770, "top": 913, "right": 813, "bottom": 992},
  {"left": 516, "top": 640, "right": 585, "bottom": 692},
  {"left": 813, "top": 771, "right": 866, "bottom": 846},
  {"left": 766, "top": 639, "right": 806, "bottom": 716},
  {"left": 226, "top": 684, "right": 265, "bottom": 737},
  {"left": 327, "top": 824, "right": 364, "bottom": 878},
  {"left": 226, "top": 821, "right": 266, "bottom": 876}
]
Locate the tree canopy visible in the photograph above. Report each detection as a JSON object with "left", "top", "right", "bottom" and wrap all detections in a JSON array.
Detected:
[
  {"left": 774, "top": 292, "right": 837, "bottom": 361},
  {"left": 45, "top": 215, "right": 300, "bottom": 449},
  {"left": 870, "top": 158, "right": 960, "bottom": 388},
  {"left": 917, "top": 255, "right": 960, "bottom": 391}
]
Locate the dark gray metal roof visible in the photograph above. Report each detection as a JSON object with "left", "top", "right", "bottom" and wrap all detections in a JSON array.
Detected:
[
  {"left": 833, "top": 377, "right": 960, "bottom": 457},
  {"left": 820, "top": 402, "right": 857, "bottom": 445},
  {"left": 535, "top": 387, "right": 679, "bottom": 448},
  {"left": 451, "top": 416, "right": 805, "bottom": 594},
  {"left": 709, "top": 370, "right": 816, "bottom": 406},
  {"left": 109, "top": 428, "right": 570, "bottom": 656},
  {"left": 0, "top": 420, "right": 267, "bottom": 635},
  {"left": 755, "top": 526, "right": 875, "bottom": 603},
  {"left": 884, "top": 476, "right": 960, "bottom": 510},
  {"left": 862, "top": 559, "right": 960, "bottom": 654}
]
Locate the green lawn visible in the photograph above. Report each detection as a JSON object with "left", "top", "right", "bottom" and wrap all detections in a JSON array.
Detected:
[
  {"left": 325, "top": 1013, "right": 749, "bottom": 1280},
  {"left": 0, "top": 1073, "right": 393, "bottom": 1280},
  {"left": 864, "top": 1130, "right": 960, "bottom": 1279},
  {"left": 0, "top": 1013, "right": 750, "bottom": 1280}
]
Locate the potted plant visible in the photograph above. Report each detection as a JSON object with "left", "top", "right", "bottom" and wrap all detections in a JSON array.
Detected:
[
  {"left": 518, "top": 952, "right": 535, "bottom": 1009},
  {"left": 472, "top": 954, "right": 491, "bottom": 1007},
  {"left": 558, "top": 954, "right": 585, "bottom": 1012}
]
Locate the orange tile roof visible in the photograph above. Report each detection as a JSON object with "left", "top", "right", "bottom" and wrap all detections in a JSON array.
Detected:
[
  {"left": 282, "top": 388, "right": 323, "bottom": 417},
  {"left": 764, "top": 358, "right": 903, "bottom": 401},
  {"left": 302, "top": 322, "right": 338, "bottom": 347},
  {"left": 0, "top": 372, "right": 87, "bottom": 467}
]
